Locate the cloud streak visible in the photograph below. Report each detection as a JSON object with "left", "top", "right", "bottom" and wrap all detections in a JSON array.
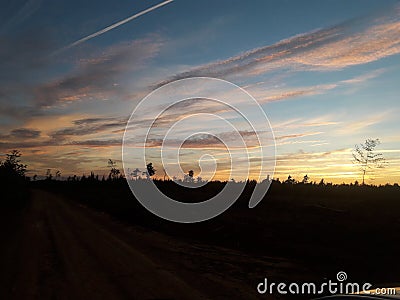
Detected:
[
  {"left": 155, "top": 5, "right": 400, "bottom": 86},
  {"left": 50, "top": 117, "right": 127, "bottom": 138},
  {"left": 55, "top": 0, "right": 173, "bottom": 54}
]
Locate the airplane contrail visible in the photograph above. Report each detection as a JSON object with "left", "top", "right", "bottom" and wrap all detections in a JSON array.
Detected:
[{"left": 54, "top": 0, "right": 173, "bottom": 54}]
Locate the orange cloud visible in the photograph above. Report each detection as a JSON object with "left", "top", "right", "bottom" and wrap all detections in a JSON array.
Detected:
[{"left": 155, "top": 6, "right": 400, "bottom": 85}]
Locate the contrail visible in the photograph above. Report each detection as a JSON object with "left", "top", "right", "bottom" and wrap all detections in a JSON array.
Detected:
[{"left": 54, "top": 0, "right": 173, "bottom": 55}]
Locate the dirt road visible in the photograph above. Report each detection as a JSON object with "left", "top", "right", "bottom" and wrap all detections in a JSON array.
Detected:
[{"left": 2, "top": 190, "right": 302, "bottom": 300}]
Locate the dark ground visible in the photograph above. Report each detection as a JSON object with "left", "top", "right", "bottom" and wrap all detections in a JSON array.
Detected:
[{"left": 1, "top": 180, "right": 399, "bottom": 299}]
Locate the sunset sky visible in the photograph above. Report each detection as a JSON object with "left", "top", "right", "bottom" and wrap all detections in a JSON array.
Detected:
[{"left": 1, "top": 0, "right": 400, "bottom": 184}]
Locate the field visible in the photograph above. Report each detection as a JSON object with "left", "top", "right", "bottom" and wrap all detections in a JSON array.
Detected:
[{"left": 1, "top": 179, "right": 399, "bottom": 299}]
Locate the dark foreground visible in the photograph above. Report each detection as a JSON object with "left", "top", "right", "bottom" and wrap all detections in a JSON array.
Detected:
[
  {"left": 1, "top": 181, "right": 400, "bottom": 299},
  {"left": 1, "top": 189, "right": 307, "bottom": 299}
]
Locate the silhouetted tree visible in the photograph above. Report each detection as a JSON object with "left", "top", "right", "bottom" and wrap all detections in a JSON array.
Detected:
[
  {"left": 353, "top": 138, "right": 386, "bottom": 185},
  {"left": 0, "top": 150, "right": 27, "bottom": 178},
  {"left": 108, "top": 159, "right": 120, "bottom": 181},
  {"left": 131, "top": 168, "right": 141, "bottom": 180},
  {"left": 285, "top": 175, "right": 295, "bottom": 184},
  {"left": 46, "top": 169, "right": 53, "bottom": 180},
  {"left": 302, "top": 174, "right": 309, "bottom": 184},
  {"left": 55, "top": 170, "right": 61, "bottom": 180},
  {"left": 0, "top": 150, "right": 29, "bottom": 203},
  {"left": 144, "top": 163, "right": 155, "bottom": 180},
  {"left": 184, "top": 170, "right": 195, "bottom": 183}
]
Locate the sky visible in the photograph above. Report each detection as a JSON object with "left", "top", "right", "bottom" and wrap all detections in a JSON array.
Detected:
[{"left": 1, "top": 0, "right": 399, "bottom": 184}]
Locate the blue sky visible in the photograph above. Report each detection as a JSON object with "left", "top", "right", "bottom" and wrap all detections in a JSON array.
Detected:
[{"left": 1, "top": 0, "right": 399, "bottom": 183}]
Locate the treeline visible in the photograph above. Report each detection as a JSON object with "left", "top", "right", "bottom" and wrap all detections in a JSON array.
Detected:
[{"left": 2, "top": 149, "right": 399, "bottom": 191}]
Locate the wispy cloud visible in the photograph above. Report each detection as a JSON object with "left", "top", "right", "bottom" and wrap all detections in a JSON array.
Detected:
[
  {"left": 275, "top": 131, "right": 323, "bottom": 141},
  {"left": 0, "top": 128, "right": 41, "bottom": 140},
  {"left": 34, "top": 37, "right": 163, "bottom": 108},
  {"left": 247, "top": 68, "right": 386, "bottom": 104},
  {"left": 50, "top": 117, "right": 127, "bottom": 138},
  {"left": 0, "top": 33, "right": 163, "bottom": 128},
  {"left": 0, "top": 114, "right": 127, "bottom": 151},
  {"left": 145, "top": 130, "right": 264, "bottom": 149},
  {"left": 67, "top": 139, "right": 122, "bottom": 147},
  {"left": 155, "top": 6, "right": 400, "bottom": 86},
  {"left": 339, "top": 68, "right": 387, "bottom": 84},
  {"left": 1, "top": 0, "right": 43, "bottom": 33},
  {"left": 10, "top": 128, "right": 41, "bottom": 139},
  {"left": 250, "top": 84, "right": 338, "bottom": 103},
  {"left": 335, "top": 111, "right": 393, "bottom": 135}
]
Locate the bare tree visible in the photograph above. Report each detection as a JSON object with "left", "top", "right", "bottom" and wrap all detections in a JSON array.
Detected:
[{"left": 352, "top": 138, "right": 386, "bottom": 185}]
